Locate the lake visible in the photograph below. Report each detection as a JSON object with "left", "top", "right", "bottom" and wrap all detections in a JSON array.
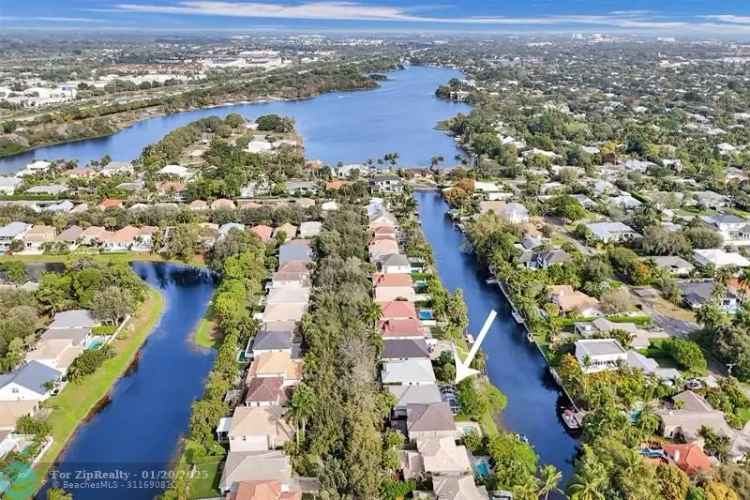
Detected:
[
  {"left": 416, "top": 191, "right": 579, "bottom": 482},
  {"left": 37, "top": 262, "right": 216, "bottom": 500},
  {"left": 0, "top": 66, "right": 470, "bottom": 173}
]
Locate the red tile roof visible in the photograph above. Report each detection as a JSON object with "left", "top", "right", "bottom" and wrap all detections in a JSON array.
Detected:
[
  {"left": 379, "top": 301, "right": 417, "bottom": 320},
  {"left": 373, "top": 273, "right": 413, "bottom": 288},
  {"left": 663, "top": 443, "right": 712, "bottom": 475},
  {"left": 378, "top": 318, "right": 425, "bottom": 338}
]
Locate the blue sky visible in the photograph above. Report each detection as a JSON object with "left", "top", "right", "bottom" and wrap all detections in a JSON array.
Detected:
[{"left": 3, "top": 1, "right": 750, "bottom": 33}]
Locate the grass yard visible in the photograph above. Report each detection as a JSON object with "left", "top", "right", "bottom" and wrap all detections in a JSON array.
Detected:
[
  {"left": 22, "top": 287, "right": 165, "bottom": 496},
  {"left": 193, "top": 317, "right": 220, "bottom": 350},
  {"left": 188, "top": 459, "right": 223, "bottom": 499},
  {"left": 0, "top": 252, "right": 206, "bottom": 268}
]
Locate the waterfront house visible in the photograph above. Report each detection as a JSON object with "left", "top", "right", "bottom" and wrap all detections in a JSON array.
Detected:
[
  {"left": 375, "top": 284, "right": 416, "bottom": 303},
  {"left": 657, "top": 391, "right": 741, "bottom": 452},
  {"left": 417, "top": 437, "right": 472, "bottom": 476},
  {"left": 585, "top": 221, "right": 640, "bottom": 243},
  {"left": 158, "top": 164, "right": 191, "bottom": 179},
  {"left": 381, "top": 359, "right": 436, "bottom": 385},
  {"left": 502, "top": 202, "right": 529, "bottom": 224},
  {"left": 266, "top": 287, "right": 310, "bottom": 306},
  {"left": 406, "top": 403, "right": 459, "bottom": 442},
  {"left": 693, "top": 191, "right": 728, "bottom": 210},
  {"left": 432, "top": 475, "right": 489, "bottom": 500},
  {"left": 383, "top": 339, "right": 430, "bottom": 361},
  {"left": 379, "top": 301, "right": 418, "bottom": 320},
  {"left": 262, "top": 303, "right": 307, "bottom": 323},
  {"left": 370, "top": 175, "right": 403, "bottom": 194},
  {"left": 246, "top": 330, "right": 294, "bottom": 360},
  {"left": 381, "top": 253, "right": 411, "bottom": 274},
  {"left": 0, "top": 176, "right": 22, "bottom": 195},
  {"left": 100, "top": 225, "right": 141, "bottom": 252},
  {"left": 369, "top": 240, "right": 401, "bottom": 263},
  {"left": 247, "top": 352, "right": 302, "bottom": 385},
  {"left": 274, "top": 223, "right": 298, "bottom": 242},
  {"left": 574, "top": 317, "right": 639, "bottom": 338},
  {"left": 379, "top": 319, "right": 426, "bottom": 340},
  {"left": 271, "top": 271, "right": 311, "bottom": 289},
  {"left": 532, "top": 249, "right": 570, "bottom": 269},
  {"left": 575, "top": 339, "right": 627, "bottom": 373},
  {"left": 225, "top": 480, "right": 302, "bottom": 500},
  {"left": 56, "top": 225, "right": 83, "bottom": 249},
  {"left": 20, "top": 225, "right": 56, "bottom": 254},
  {"left": 227, "top": 406, "right": 293, "bottom": 452},
  {"left": 26, "top": 184, "right": 68, "bottom": 196},
  {"left": 46, "top": 309, "right": 97, "bottom": 334},
  {"left": 0, "top": 401, "right": 38, "bottom": 431},
  {"left": 99, "top": 161, "right": 133, "bottom": 177},
  {"left": 548, "top": 285, "right": 601, "bottom": 316},
  {"left": 79, "top": 226, "right": 107, "bottom": 246},
  {"left": 244, "top": 377, "right": 287, "bottom": 407},
  {"left": 299, "top": 222, "right": 322, "bottom": 239},
  {"left": 0, "top": 222, "right": 30, "bottom": 251},
  {"left": 278, "top": 240, "right": 313, "bottom": 266},
  {"left": 0, "top": 361, "right": 62, "bottom": 402},
  {"left": 25, "top": 339, "right": 83, "bottom": 372},
  {"left": 693, "top": 249, "right": 750, "bottom": 269},
  {"left": 389, "top": 384, "right": 442, "bottom": 418},
  {"left": 219, "top": 450, "right": 292, "bottom": 493},
  {"left": 368, "top": 210, "right": 398, "bottom": 229},
  {"left": 250, "top": 225, "right": 274, "bottom": 242}
]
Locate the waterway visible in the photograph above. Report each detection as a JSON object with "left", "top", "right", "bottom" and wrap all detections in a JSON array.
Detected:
[
  {"left": 0, "top": 66, "right": 470, "bottom": 173},
  {"left": 36, "top": 262, "right": 216, "bottom": 500},
  {"left": 415, "top": 191, "right": 578, "bottom": 481}
]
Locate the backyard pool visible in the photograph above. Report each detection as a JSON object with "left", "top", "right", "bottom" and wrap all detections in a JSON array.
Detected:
[{"left": 418, "top": 310, "right": 434, "bottom": 321}]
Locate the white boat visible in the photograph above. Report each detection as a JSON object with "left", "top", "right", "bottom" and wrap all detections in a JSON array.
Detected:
[
  {"left": 465, "top": 332, "right": 475, "bottom": 344},
  {"left": 512, "top": 310, "right": 524, "bottom": 324}
]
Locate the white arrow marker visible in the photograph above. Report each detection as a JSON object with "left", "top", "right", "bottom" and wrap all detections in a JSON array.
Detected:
[{"left": 454, "top": 309, "right": 497, "bottom": 383}]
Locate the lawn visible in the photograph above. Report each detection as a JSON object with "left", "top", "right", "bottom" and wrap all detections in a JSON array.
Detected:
[
  {"left": 193, "top": 317, "right": 220, "bottom": 350},
  {"left": 22, "top": 287, "right": 165, "bottom": 496},
  {"left": 188, "top": 459, "right": 223, "bottom": 499},
  {"left": 0, "top": 251, "right": 206, "bottom": 268}
]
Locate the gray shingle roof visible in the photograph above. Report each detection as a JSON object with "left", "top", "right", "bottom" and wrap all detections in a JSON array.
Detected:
[
  {"left": 49, "top": 310, "right": 98, "bottom": 329},
  {"left": 1, "top": 361, "right": 62, "bottom": 396},
  {"left": 252, "top": 331, "right": 294, "bottom": 351},
  {"left": 383, "top": 339, "right": 430, "bottom": 360}
]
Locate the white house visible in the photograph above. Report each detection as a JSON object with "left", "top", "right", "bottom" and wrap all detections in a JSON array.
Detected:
[
  {"left": 381, "top": 253, "right": 411, "bottom": 274},
  {"left": 585, "top": 221, "right": 640, "bottom": 243},
  {"left": 0, "top": 361, "right": 62, "bottom": 402},
  {"left": 0, "top": 222, "right": 31, "bottom": 251},
  {"left": 158, "top": 164, "right": 191, "bottom": 179},
  {"left": 703, "top": 214, "right": 750, "bottom": 247},
  {"left": 575, "top": 339, "right": 627, "bottom": 374},
  {"left": 0, "top": 177, "right": 22, "bottom": 195},
  {"left": 694, "top": 249, "right": 750, "bottom": 269}
]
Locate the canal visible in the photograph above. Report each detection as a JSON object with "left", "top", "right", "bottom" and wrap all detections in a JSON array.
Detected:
[
  {"left": 416, "top": 191, "right": 578, "bottom": 480},
  {"left": 0, "top": 66, "right": 470, "bottom": 173},
  {"left": 37, "top": 262, "right": 216, "bottom": 500}
]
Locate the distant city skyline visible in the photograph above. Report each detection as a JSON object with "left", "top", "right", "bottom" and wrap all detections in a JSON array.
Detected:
[{"left": 3, "top": 1, "right": 750, "bottom": 34}]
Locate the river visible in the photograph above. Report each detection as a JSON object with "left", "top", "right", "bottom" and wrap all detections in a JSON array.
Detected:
[
  {"left": 0, "top": 66, "right": 470, "bottom": 173},
  {"left": 416, "top": 191, "right": 578, "bottom": 481},
  {"left": 37, "top": 262, "right": 216, "bottom": 500}
]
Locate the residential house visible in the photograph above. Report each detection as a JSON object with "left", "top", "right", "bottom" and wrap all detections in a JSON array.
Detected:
[
  {"left": 381, "top": 359, "right": 436, "bottom": 385},
  {"left": 369, "top": 210, "right": 398, "bottom": 229},
  {"left": 575, "top": 339, "right": 628, "bottom": 373},
  {"left": 0, "top": 177, "right": 22, "bottom": 195},
  {"left": 379, "top": 319, "right": 426, "bottom": 340},
  {"left": 219, "top": 223, "right": 246, "bottom": 240},
  {"left": 278, "top": 240, "right": 312, "bottom": 266},
  {"left": 158, "top": 164, "right": 191, "bottom": 178},
  {"left": 266, "top": 287, "right": 310, "bottom": 306},
  {"left": 0, "top": 361, "right": 62, "bottom": 402},
  {"left": 212, "top": 198, "right": 236, "bottom": 211},
  {"left": 383, "top": 339, "right": 430, "bottom": 361},
  {"left": 693, "top": 191, "right": 728, "bottom": 210},
  {"left": 703, "top": 214, "right": 750, "bottom": 246},
  {"left": 388, "top": 385, "right": 442, "bottom": 418},
  {"left": 417, "top": 437, "right": 472, "bottom": 476},
  {"left": 657, "top": 391, "right": 736, "bottom": 444},
  {"left": 271, "top": 271, "right": 310, "bottom": 289},
  {"left": 432, "top": 475, "right": 488, "bottom": 500},
  {"left": 662, "top": 443, "right": 712, "bottom": 476},
  {"left": 585, "top": 221, "right": 640, "bottom": 243},
  {"left": 244, "top": 377, "right": 287, "bottom": 407},
  {"left": 502, "top": 202, "right": 529, "bottom": 224},
  {"left": 274, "top": 223, "right": 298, "bottom": 242},
  {"left": 219, "top": 450, "right": 292, "bottom": 494},
  {"left": 694, "top": 249, "right": 750, "bottom": 269},
  {"left": 532, "top": 249, "right": 570, "bottom": 269},
  {"left": 226, "top": 406, "right": 293, "bottom": 452},
  {"left": 369, "top": 239, "right": 401, "bottom": 263},
  {"left": 370, "top": 175, "right": 402, "bottom": 194},
  {"left": 250, "top": 225, "right": 274, "bottom": 242},
  {"left": 262, "top": 303, "right": 307, "bottom": 323},
  {"left": 0, "top": 222, "right": 30, "bottom": 251},
  {"left": 373, "top": 273, "right": 416, "bottom": 303},
  {"left": 381, "top": 253, "right": 411, "bottom": 274},
  {"left": 286, "top": 180, "right": 318, "bottom": 196},
  {"left": 21, "top": 225, "right": 55, "bottom": 254},
  {"left": 678, "top": 280, "right": 739, "bottom": 314},
  {"left": 379, "top": 301, "right": 418, "bottom": 320},
  {"left": 99, "top": 161, "right": 133, "bottom": 177},
  {"left": 100, "top": 226, "right": 141, "bottom": 252},
  {"left": 247, "top": 352, "right": 302, "bottom": 385},
  {"left": 225, "top": 480, "right": 302, "bottom": 500},
  {"left": 406, "top": 403, "right": 459, "bottom": 442},
  {"left": 48, "top": 309, "right": 98, "bottom": 330},
  {"left": 548, "top": 285, "right": 601, "bottom": 316},
  {"left": 26, "top": 184, "right": 68, "bottom": 196},
  {"left": 645, "top": 256, "right": 695, "bottom": 276},
  {"left": 79, "top": 226, "right": 107, "bottom": 246},
  {"left": 299, "top": 221, "right": 322, "bottom": 239},
  {"left": 189, "top": 200, "right": 209, "bottom": 211},
  {"left": 25, "top": 339, "right": 83, "bottom": 372},
  {"left": 98, "top": 199, "right": 123, "bottom": 210},
  {"left": 246, "top": 330, "right": 293, "bottom": 360}
]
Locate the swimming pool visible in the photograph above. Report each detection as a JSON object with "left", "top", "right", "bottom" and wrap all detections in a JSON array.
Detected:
[
  {"left": 473, "top": 457, "right": 492, "bottom": 478},
  {"left": 419, "top": 310, "right": 434, "bottom": 320}
]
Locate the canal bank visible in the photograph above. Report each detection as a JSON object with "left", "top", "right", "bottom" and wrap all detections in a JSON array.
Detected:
[
  {"left": 415, "top": 191, "right": 578, "bottom": 480},
  {"left": 35, "top": 262, "right": 216, "bottom": 500}
]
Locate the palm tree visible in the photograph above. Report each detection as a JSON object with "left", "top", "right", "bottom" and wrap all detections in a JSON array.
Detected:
[
  {"left": 287, "top": 383, "right": 315, "bottom": 445},
  {"left": 538, "top": 464, "right": 562, "bottom": 500},
  {"left": 513, "top": 476, "right": 540, "bottom": 500}
]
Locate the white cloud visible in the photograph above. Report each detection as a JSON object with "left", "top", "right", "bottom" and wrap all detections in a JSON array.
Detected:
[
  {"left": 703, "top": 15, "right": 750, "bottom": 25},
  {"left": 0, "top": 16, "right": 104, "bottom": 23}
]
